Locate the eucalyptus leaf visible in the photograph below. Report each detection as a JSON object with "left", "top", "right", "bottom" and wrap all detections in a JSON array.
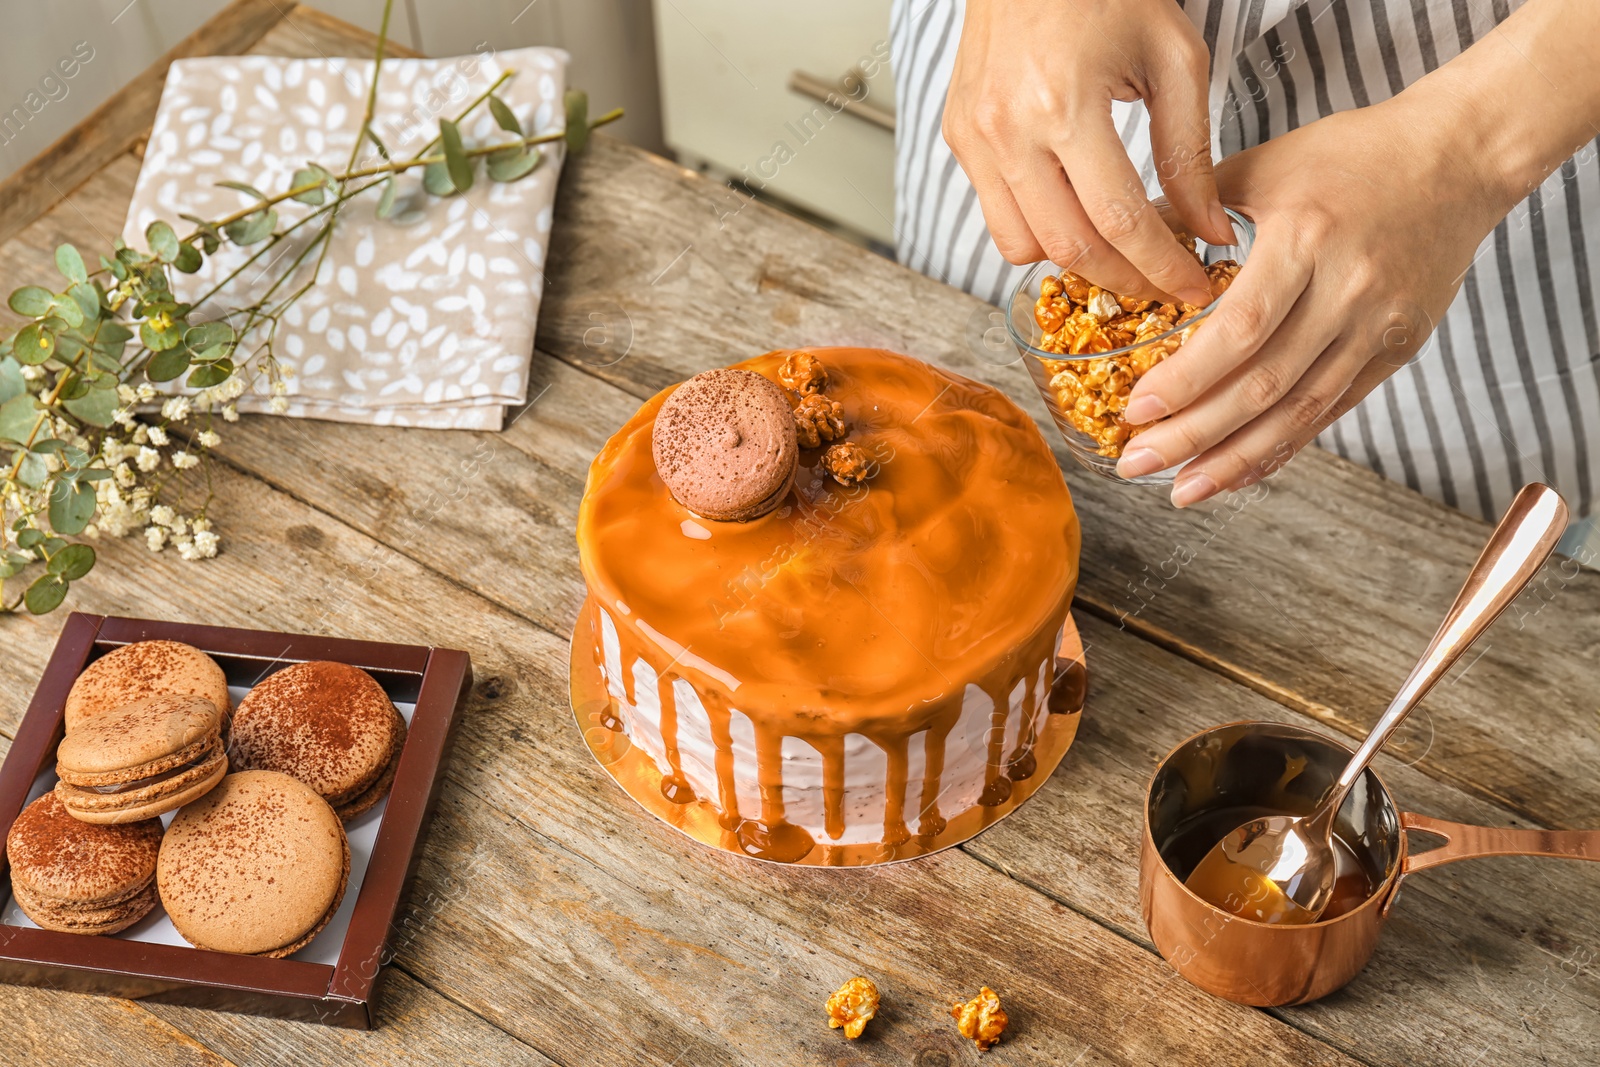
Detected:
[
  {"left": 186, "top": 360, "right": 234, "bottom": 388},
  {"left": 12, "top": 324, "right": 51, "bottom": 365},
  {"left": 16, "top": 451, "right": 47, "bottom": 489},
  {"left": 55, "top": 244, "right": 87, "bottom": 284},
  {"left": 564, "top": 89, "right": 590, "bottom": 154},
  {"left": 376, "top": 176, "right": 399, "bottom": 218},
  {"left": 366, "top": 127, "right": 390, "bottom": 160},
  {"left": 224, "top": 209, "right": 277, "bottom": 246},
  {"left": 48, "top": 543, "right": 95, "bottom": 580},
  {"left": 145, "top": 220, "right": 180, "bottom": 263},
  {"left": 77, "top": 467, "right": 112, "bottom": 482},
  {"left": 24, "top": 573, "right": 68, "bottom": 615},
  {"left": 291, "top": 165, "right": 330, "bottom": 205},
  {"left": 0, "top": 394, "right": 41, "bottom": 443},
  {"left": 102, "top": 254, "right": 128, "bottom": 281},
  {"left": 489, "top": 94, "right": 521, "bottom": 134},
  {"left": 439, "top": 119, "right": 474, "bottom": 193},
  {"left": 8, "top": 286, "right": 53, "bottom": 317},
  {"left": 216, "top": 179, "right": 267, "bottom": 200},
  {"left": 98, "top": 320, "right": 134, "bottom": 345},
  {"left": 56, "top": 373, "right": 90, "bottom": 401},
  {"left": 173, "top": 242, "right": 204, "bottom": 274},
  {"left": 184, "top": 320, "right": 236, "bottom": 352},
  {"left": 69, "top": 281, "right": 101, "bottom": 322},
  {"left": 16, "top": 528, "right": 43, "bottom": 549},
  {"left": 422, "top": 161, "right": 458, "bottom": 197},
  {"left": 0, "top": 357, "right": 23, "bottom": 405},
  {"left": 140, "top": 320, "right": 182, "bottom": 352},
  {"left": 48, "top": 479, "right": 97, "bottom": 536},
  {"left": 52, "top": 295, "right": 84, "bottom": 330},
  {"left": 488, "top": 148, "right": 541, "bottom": 183},
  {"left": 145, "top": 348, "right": 191, "bottom": 382},
  {"left": 62, "top": 387, "right": 118, "bottom": 428}
]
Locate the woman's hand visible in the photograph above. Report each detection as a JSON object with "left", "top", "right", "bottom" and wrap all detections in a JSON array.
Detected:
[
  {"left": 1113, "top": 97, "right": 1506, "bottom": 503},
  {"left": 942, "top": 0, "right": 1232, "bottom": 304},
  {"left": 1116, "top": 0, "right": 1600, "bottom": 506}
]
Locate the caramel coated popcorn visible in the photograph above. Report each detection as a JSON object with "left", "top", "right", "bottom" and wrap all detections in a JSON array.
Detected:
[
  {"left": 1035, "top": 249, "right": 1240, "bottom": 458},
  {"left": 951, "top": 986, "right": 1008, "bottom": 1051},
  {"left": 822, "top": 440, "right": 874, "bottom": 486},
  {"left": 780, "top": 350, "right": 829, "bottom": 395},
  {"left": 825, "top": 976, "right": 880, "bottom": 1039},
  {"left": 794, "top": 393, "right": 847, "bottom": 448}
]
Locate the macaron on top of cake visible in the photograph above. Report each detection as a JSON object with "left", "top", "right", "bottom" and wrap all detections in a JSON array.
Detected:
[
  {"left": 5, "top": 791, "right": 163, "bottom": 935},
  {"left": 54, "top": 694, "right": 227, "bottom": 824},
  {"left": 228, "top": 660, "right": 406, "bottom": 821},
  {"left": 651, "top": 367, "right": 799, "bottom": 522},
  {"left": 158, "top": 770, "right": 349, "bottom": 957},
  {"left": 64, "top": 640, "right": 231, "bottom": 732}
]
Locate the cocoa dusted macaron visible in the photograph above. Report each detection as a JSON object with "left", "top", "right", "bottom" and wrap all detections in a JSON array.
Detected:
[
  {"left": 229, "top": 661, "right": 407, "bottom": 821},
  {"left": 65, "top": 640, "right": 231, "bottom": 733},
  {"left": 652, "top": 367, "right": 798, "bottom": 521},
  {"left": 54, "top": 694, "right": 227, "bottom": 824},
  {"left": 158, "top": 770, "right": 349, "bottom": 957},
  {"left": 5, "top": 791, "right": 162, "bottom": 935}
]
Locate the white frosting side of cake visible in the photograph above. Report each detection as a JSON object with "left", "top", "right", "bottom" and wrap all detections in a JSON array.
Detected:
[{"left": 597, "top": 605, "right": 1058, "bottom": 846}]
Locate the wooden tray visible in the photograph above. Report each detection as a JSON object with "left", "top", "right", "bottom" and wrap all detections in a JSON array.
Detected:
[{"left": 0, "top": 612, "right": 471, "bottom": 1028}]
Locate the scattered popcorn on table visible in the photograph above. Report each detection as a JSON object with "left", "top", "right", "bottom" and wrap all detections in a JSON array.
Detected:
[
  {"left": 951, "top": 986, "right": 1007, "bottom": 1051},
  {"left": 825, "top": 976, "right": 880, "bottom": 1040}
]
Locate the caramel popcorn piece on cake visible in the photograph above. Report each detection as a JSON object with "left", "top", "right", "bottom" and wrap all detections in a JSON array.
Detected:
[
  {"left": 779, "top": 350, "right": 829, "bottom": 395},
  {"left": 821, "top": 440, "right": 874, "bottom": 486},
  {"left": 826, "top": 976, "right": 880, "bottom": 1039},
  {"left": 951, "top": 986, "right": 1007, "bottom": 1050},
  {"left": 793, "top": 393, "right": 847, "bottom": 448}
]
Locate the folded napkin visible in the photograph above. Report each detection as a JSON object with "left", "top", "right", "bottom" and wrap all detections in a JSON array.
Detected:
[{"left": 123, "top": 48, "right": 569, "bottom": 429}]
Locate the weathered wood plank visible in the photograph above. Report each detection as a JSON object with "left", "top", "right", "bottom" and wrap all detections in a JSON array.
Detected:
[
  {"left": 143, "top": 968, "right": 557, "bottom": 1067},
  {"left": 0, "top": 458, "right": 1364, "bottom": 1067},
  {"left": 0, "top": 0, "right": 289, "bottom": 247},
  {"left": 0, "top": 983, "right": 236, "bottom": 1067}
]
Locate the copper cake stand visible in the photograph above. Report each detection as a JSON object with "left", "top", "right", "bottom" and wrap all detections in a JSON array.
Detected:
[{"left": 569, "top": 596, "right": 1086, "bottom": 867}]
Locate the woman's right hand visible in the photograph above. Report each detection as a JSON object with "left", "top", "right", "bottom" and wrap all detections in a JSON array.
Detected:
[{"left": 941, "top": 0, "right": 1230, "bottom": 303}]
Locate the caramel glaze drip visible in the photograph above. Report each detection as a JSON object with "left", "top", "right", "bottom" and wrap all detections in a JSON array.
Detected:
[
  {"left": 656, "top": 674, "right": 696, "bottom": 805},
  {"left": 577, "top": 348, "right": 1081, "bottom": 861}
]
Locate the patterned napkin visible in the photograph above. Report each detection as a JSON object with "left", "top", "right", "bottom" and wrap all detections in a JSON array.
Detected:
[{"left": 122, "top": 48, "right": 569, "bottom": 429}]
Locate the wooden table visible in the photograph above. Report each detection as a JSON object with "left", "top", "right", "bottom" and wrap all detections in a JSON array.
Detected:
[{"left": 2, "top": 4, "right": 1597, "bottom": 1064}]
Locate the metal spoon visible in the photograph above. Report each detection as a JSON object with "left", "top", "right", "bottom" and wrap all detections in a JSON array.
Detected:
[{"left": 1186, "top": 482, "right": 1570, "bottom": 924}]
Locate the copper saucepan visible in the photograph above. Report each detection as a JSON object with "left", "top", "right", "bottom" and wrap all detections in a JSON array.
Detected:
[{"left": 1140, "top": 721, "right": 1600, "bottom": 1006}]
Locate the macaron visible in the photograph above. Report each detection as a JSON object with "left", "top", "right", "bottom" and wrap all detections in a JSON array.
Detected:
[
  {"left": 54, "top": 694, "right": 227, "bottom": 824},
  {"left": 5, "top": 791, "right": 162, "bottom": 935},
  {"left": 158, "top": 770, "right": 350, "bottom": 957},
  {"left": 651, "top": 368, "right": 798, "bottom": 521},
  {"left": 65, "top": 640, "right": 231, "bottom": 733},
  {"left": 228, "top": 661, "right": 407, "bottom": 821}
]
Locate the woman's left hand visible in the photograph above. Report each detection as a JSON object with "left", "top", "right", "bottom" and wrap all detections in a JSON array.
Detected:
[{"left": 1113, "top": 93, "right": 1509, "bottom": 505}]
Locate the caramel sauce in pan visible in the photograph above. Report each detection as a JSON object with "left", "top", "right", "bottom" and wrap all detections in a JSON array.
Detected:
[
  {"left": 577, "top": 348, "right": 1081, "bottom": 860},
  {"left": 1165, "top": 806, "right": 1378, "bottom": 923}
]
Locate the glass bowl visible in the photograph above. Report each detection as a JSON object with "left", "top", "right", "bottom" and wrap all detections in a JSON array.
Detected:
[{"left": 1005, "top": 208, "right": 1256, "bottom": 484}]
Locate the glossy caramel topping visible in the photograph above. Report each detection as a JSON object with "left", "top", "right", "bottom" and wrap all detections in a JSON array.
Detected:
[{"left": 577, "top": 348, "right": 1080, "bottom": 733}]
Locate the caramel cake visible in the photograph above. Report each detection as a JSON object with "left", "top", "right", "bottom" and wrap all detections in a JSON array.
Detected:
[{"left": 574, "top": 347, "right": 1083, "bottom": 864}]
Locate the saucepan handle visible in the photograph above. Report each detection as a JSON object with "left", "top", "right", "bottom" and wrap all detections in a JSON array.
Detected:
[{"left": 1402, "top": 811, "right": 1600, "bottom": 874}]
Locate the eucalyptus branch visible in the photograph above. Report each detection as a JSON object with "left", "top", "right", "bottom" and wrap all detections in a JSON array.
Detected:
[{"left": 2, "top": 22, "right": 622, "bottom": 615}]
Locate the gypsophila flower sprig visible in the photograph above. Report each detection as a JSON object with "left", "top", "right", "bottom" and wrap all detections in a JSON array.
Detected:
[{"left": 0, "top": 0, "right": 620, "bottom": 614}]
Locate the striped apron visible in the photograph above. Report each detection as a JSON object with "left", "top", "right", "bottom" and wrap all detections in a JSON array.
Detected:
[{"left": 890, "top": 0, "right": 1600, "bottom": 527}]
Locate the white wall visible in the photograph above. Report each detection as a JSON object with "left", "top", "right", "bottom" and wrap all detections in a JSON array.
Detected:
[{"left": 0, "top": 0, "right": 663, "bottom": 183}]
